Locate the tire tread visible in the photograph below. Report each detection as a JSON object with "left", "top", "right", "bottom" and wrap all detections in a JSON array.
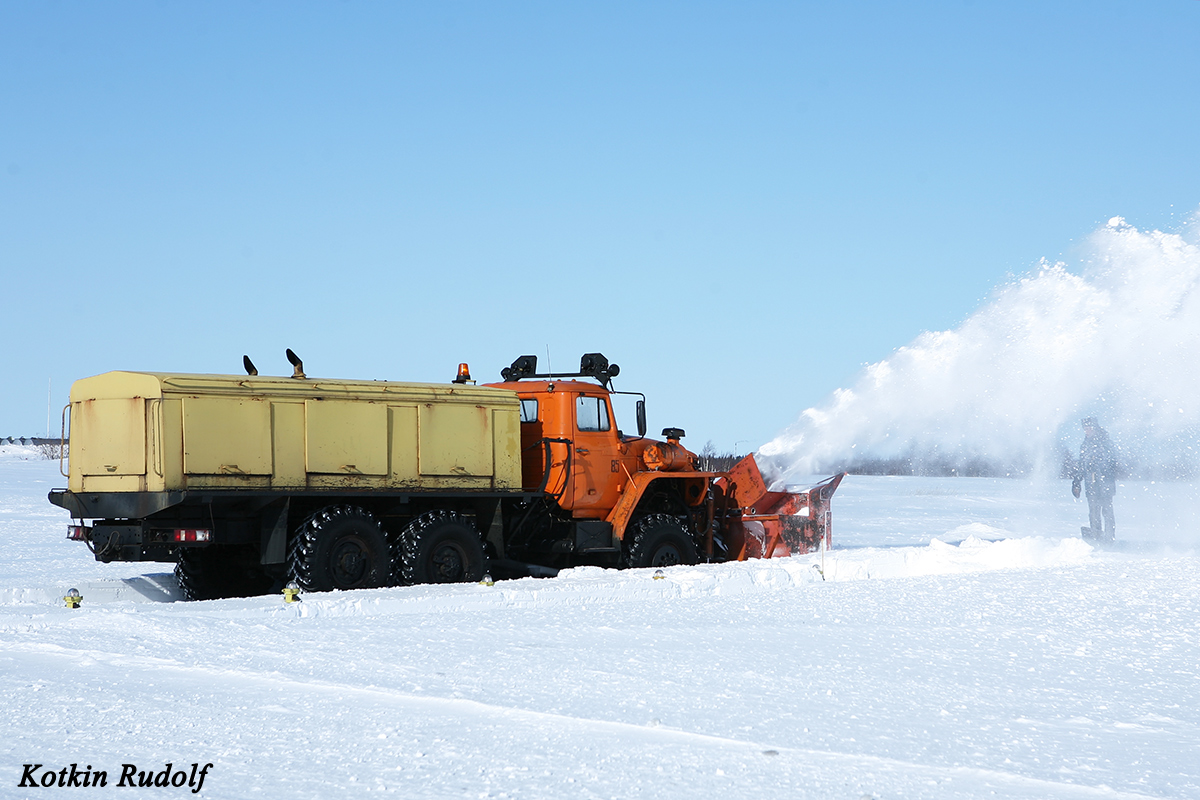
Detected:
[
  {"left": 624, "top": 513, "right": 698, "bottom": 569},
  {"left": 286, "top": 505, "right": 391, "bottom": 592}
]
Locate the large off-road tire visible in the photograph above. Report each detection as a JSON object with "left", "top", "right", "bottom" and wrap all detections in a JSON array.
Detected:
[
  {"left": 398, "top": 510, "right": 486, "bottom": 586},
  {"left": 623, "top": 514, "right": 698, "bottom": 569},
  {"left": 176, "top": 544, "right": 275, "bottom": 601},
  {"left": 176, "top": 547, "right": 220, "bottom": 601},
  {"left": 287, "top": 506, "right": 392, "bottom": 593}
]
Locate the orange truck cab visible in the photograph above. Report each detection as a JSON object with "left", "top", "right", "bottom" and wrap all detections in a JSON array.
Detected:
[{"left": 483, "top": 353, "right": 842, "bottom": 572}]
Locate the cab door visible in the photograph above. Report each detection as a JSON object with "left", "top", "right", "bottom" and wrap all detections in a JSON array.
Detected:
[
  {"left": 516, "top": 395, "right": 548, "bottom": 490},
  {"left": 570, "top": 393, "right": 623, "bottom": 517}
]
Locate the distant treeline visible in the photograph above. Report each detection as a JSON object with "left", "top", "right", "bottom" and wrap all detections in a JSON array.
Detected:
[
  {"left": 827, "top": 454, "right": 1047, "bottom": 479},
  {"left": 823, "top": 442, "right": 1197, "bottom": 480},
  {"left": 2, "top": 438, "right": 70, "bottom": 460},
  {"left": 2, "top": 437, "right": 67, "bottom": 446},
  {"left": 698, "top": 442, "right": 745, "bottom": 473}
]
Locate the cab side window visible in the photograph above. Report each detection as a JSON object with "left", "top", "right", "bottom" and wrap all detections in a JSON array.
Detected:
[
  {"left": 520, "top": 399, "right": 538, "bottom": 423},
  {"left": 576, "top": 396, "right": 611, "bottom": 432}
]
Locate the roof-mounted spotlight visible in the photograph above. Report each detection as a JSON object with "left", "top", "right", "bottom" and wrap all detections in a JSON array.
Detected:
[
  {"left": 501, "top": 355, "right": 538, "bottom": 382},
  {"left": 579, "top": 353, "right": 619, "bottom": 386}
]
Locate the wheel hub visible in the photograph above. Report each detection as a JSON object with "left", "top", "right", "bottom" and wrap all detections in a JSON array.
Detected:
[
  {"left": 431, "top": 543, "right": 466, "bottom": 581},
  {"left": 331, "top": 536, "right": 370, "bottom": 587},
  {"left": 651, "top": 544, "right": 682, "bottom": 567}
]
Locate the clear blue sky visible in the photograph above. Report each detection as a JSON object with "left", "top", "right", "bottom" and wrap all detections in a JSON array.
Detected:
[{"left": 3, "top": 1, "right": 1198, "bottom": 450}]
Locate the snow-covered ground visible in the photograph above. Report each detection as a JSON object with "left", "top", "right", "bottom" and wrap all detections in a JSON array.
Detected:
[{"left": 2, "top": 445, "right": 1198, "bottom": 799}]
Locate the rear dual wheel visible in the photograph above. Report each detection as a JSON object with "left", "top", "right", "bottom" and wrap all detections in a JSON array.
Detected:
[
  {"left": 176, "top": 544, "right": 275, "bottom": 601},
  {"left": 398, "top": 510, "right": 486, "bottom": 586},
  {"left": 287, "top": 506, "right": 392, "bottom": 592},
  {"left": 286, "top": 506, "right": 486, "bottom": 592}
]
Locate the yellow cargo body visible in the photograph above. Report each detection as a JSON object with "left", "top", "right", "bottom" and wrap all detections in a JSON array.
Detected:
[{"left": 66, "top": 371, "right": 523, "bottom": 495}]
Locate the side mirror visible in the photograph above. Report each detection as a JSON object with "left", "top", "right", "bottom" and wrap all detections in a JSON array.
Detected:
[{"left": 636, "top": 399, "right": 647, "bottom": 438}]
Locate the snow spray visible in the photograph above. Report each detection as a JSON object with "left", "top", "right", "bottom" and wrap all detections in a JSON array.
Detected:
[{"left": 762, "top": 213, "right": 1200, "bottom": 481}]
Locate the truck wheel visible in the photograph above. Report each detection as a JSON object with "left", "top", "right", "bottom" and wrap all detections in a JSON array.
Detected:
[
  {"left": 624, "top": 514, "right": 698, "bottom": 569},
  {"left": 176, "top": 545, "right": 274, "bottom": 601},
  {"left": 288, "top": 506, "right": 392, "bottom": 592},
  {"left": 399, "top": 510, "right": 486, "bottom": 585},
  {"left": 176, "top": 547, "right": 222, "bottom": 601}
]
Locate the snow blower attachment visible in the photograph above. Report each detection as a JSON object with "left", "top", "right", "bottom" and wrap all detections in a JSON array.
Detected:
[
  {"left": 717, "top": 456, "right": 844, "bottom": 560},
  {"left": 49, "top": 351, "right": 844, "bottom": 599}
]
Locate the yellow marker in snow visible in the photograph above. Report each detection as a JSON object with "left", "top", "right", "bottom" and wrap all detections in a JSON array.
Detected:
[
  {"left": 283, "top": 581, "right": 302, "bottom": 603},
  {"left": 64, "top": 588, "right": 82, "bottom": 609}
]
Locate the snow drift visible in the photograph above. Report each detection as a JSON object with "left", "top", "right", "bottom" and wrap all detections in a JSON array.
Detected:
[{"left": 762, "top": 214, "right": 1200, "bottom": 481}]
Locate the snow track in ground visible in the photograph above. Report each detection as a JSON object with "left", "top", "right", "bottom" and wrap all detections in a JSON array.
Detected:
[{"left": 0, "top": 525, "right": 1101, "bottom": 615}]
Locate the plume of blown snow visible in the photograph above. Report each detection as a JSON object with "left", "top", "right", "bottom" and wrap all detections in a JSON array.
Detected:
[{"left": 761, "top": 214, "right": 1200, "bottom": 480}]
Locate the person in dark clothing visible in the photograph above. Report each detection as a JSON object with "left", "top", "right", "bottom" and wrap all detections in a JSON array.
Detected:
[{"left": 1071, "top": 417, "right": 1117, "bottom": 542}]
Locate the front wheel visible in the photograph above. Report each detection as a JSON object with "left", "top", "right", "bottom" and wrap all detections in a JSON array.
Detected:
[
  {"left": 398, "top": 510, "right": 486, "bottom": 585},
  {"left": 624, "top": 514, "right": 698, "bottom": 569},
  {"left": 287, "top": 506, "right": 393, "bottom": 592}
]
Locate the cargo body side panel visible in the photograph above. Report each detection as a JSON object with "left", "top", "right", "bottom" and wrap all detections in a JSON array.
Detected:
[
  {"left": 271, "top": 402, "right": 306, "bottom": 487},
  {"left": 492, "top": 408, "right": 521, "bottom": 490},
  {"left": 69, "top": 372, "right": 164, "bottom": 494},
  {"left": 419, "top": 403, "right": 492, "bottom": 477},
  {"left": 76, "top": 398, "right": 145, "bottom": 478},
  {"left": 306, "top": 400, "right": 387, "bottom": 476},
  {"left": 160, "top": 398, "right": 184, "bottom": 490},
  {"left": 183, "top": 396, "right": 273, "bottom": 479},
  {"left": 389, "top": 405, "right": 419, "bottom": 484}
]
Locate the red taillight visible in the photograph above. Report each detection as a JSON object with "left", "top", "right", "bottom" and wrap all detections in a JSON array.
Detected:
[
  {"left": 171, "top": 529, "right": 212, "bottom": 543},
  {"left": 67, "top": 525, "right": 90, "bottom": 541}
]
